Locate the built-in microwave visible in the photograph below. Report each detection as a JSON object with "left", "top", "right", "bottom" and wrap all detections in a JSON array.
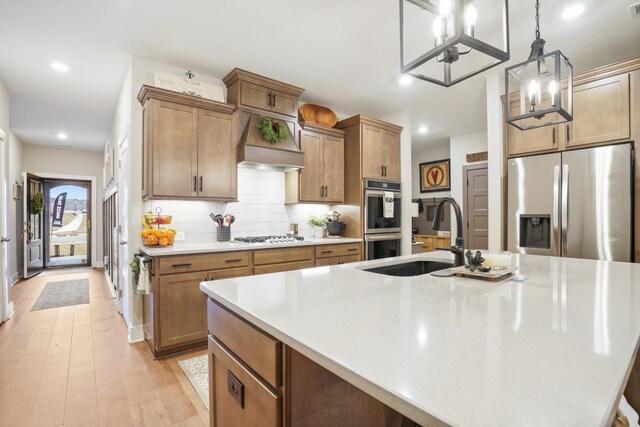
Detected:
[
  {"left": 364, "top": 180, "right": 401, "bottom": 234},
  {"left": 365, "top": 233, "right": 402, "bottom": 260}
]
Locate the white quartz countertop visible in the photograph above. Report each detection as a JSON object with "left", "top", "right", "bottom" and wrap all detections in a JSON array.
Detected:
[
  {"left": 200, "top": 252, "right": 640, "bottom": 426},
  {"left": 139, "top": 237, "right": 362, "bottom": 256}
]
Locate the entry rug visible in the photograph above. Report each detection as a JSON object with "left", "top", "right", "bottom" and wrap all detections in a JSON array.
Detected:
[
  {"left": 179, "top": 355, "right": 209, "bottom": 410},
  {"left": 31, "top": 278, "right": 90, "bottom": 311}
]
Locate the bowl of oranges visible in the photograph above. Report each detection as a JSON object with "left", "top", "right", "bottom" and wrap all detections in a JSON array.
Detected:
[{"left": 141, "top": 227, "right": 176, "bottom": 247}]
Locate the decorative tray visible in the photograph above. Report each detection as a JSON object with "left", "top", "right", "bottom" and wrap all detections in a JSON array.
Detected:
[{"left": 451, "top": 265, "right": 518, "bottom": 282}]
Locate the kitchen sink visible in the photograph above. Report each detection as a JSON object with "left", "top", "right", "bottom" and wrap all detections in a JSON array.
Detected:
[{"left": 363, "top": 260, "right": 454, "bottom": 277}]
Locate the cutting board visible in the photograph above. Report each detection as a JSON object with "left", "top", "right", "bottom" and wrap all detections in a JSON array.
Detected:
[{"left": 451, "top": 265, "right": 518, "bottom": 282}]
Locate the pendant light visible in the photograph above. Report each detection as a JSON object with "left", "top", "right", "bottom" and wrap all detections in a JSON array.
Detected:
[
  {"left": 505, "top": 0, "right": 573, "bottom": 130},
  {"left": 399, "top": 0, "right": 510, "bottom": 87}
]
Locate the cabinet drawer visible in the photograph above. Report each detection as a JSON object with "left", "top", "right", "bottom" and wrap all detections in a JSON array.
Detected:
[
  {"left": 210, "top": 266, "right": 252, "bottom": 280},
  {"left": 207, "top": 299, "right": 281, "bottom": 388},
  {"left": 315, "top": 243, "right": 361, "bottom": 259},
  {"left": 315, "top": 254, "right": 361, "bottom": 267},
  {"left": 157, "top": 252, "right": 250, "bottom": 275},
  {"left": 253, "top": 247, "right": 314, "bottom": 265},
  {"left": 254, "top": 260, "right": 314, "bottom": 275},
  {"left": 209, "top": 336, "right": 281, "bottom": 427}
]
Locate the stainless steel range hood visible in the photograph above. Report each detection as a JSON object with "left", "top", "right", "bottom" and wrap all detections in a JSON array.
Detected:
[{"left": 237, "top": 113, "right": 304, "bottom": 170}]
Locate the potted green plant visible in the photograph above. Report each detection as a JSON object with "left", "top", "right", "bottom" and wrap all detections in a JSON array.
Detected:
[{"left": 308, "top": 215, "right": 326, "bottom": 238}]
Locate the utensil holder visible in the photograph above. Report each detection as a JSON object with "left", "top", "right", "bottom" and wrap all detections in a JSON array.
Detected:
[{"left": 217, "top": 227, "right": 231, "bottom": 242}]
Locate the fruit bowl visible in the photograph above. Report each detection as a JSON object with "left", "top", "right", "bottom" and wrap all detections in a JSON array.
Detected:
[
  {"left": 144, "top": 214, "right": 172, "bottom": 225},
  {"left": 141, "top": 228, "right": 176, "bottom": 247}
]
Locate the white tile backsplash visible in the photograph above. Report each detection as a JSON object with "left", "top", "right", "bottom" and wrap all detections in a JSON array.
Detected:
[{"left": 145, "top": 165, "right": 330, "bottom": 242}]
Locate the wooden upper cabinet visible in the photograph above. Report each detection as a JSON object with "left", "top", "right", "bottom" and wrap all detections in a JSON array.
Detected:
[
  {"left": 299, "top": 130, "right": 323, "bottom": 201},
  {"left": 151, "top": 100, "right": 198, "bottom": 198},
  {"left": 223, "top": 68, "right": 304, "bottom": 118},
  {"left": 240, "top": 81, "right": 272, "bottom": 111},
  {"left": 382, "top": 131, "right": 401, "bottom": 182},
  {"left": 198, "top": 109, "right": 237, "bottom": 199},
  {"left": 507, "top": 122, "right": 559, "bottom": 156},
  {"left": 565, "top": 73, "right": 630, "bottom": 148},
  {"left": 362, "top": 125, "right": 384, "bottom": 179},
  {"left": 286, "top": 123, "right": 345, "bottom": 204},
  {"left": 323, "top": 135, "right": 345, "bottom": 202},
  {"left": 138, "top": 85, "right": 237, "bottom": 201}
]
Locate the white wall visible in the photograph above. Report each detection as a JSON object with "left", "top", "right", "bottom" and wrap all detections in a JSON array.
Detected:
[
  {"left": 449, "top": 129, "right": 488, "bottom": 243},
  {"left": 486, "top": 72, "right": 504, "bottom": 251},
  {"left": 22, "top": 144, "right": 104, "bottom": 267},
  {"left": 411, "top": 142, "right": 451, "bottom": 200},
  {"left": 7, "top": 131, "right": 23, "bottom": 283}
]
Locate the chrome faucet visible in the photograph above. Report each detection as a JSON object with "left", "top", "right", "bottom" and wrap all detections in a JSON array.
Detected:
[{"left": 431, "top": 197, "right": 465, "bottom": 267}]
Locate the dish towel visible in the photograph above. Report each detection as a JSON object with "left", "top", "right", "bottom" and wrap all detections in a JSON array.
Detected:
[
  {"left": 383, "top": 192, "right": 394, "bottom": 218},
  {"left": 617, "top": 396, "right": 640, "bottom": 427},
  {"left": 136, "top": 257, "right": 150, "bottom": 295}
]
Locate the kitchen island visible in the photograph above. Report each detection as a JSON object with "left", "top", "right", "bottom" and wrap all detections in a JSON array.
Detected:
[{"left": 200, "top": 252, "right": 640, "bottom": 426}]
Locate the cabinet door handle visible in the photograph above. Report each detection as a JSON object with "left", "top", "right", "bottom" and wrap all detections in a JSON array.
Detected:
[
  {"left": 381, "top": 165, "right": 384, "bottom": 176},
  {"left": 225, "top": 258, "right": 243, "bottom": 263},
  {"left": 566, "top": 125, "right": 570, "bottom": 142},
  {"left": 347, "top": 248, "right": 358, "bottom": 252},
  {"left": 552, "top": 128, "right": 556, "bottom": 145},
  {"left": 172, "top": 263, "right": 192, "bottom": 268},
  {"left": 324, "top": 185, "right": 328, "bottom": 197},
  {"left": 272, "top": 93, "right": 276, "bottom": 107},
  {"left": 268, "top": 93, "right": 272, "bottom": 106},
  {"left": 320, "top": 185, "right": 324, "bottom": 197},
  {"left": 321, "top": 250, "right": 333, "bottom": 254},
  {"left": 193, "top": 176, "right": 197, "bottom": 192},
  {"left": 199, "top": 176, "right": 203, "bottom": 192}
]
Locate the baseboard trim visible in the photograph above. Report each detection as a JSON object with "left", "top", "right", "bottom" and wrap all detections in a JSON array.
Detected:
[
  {"left": 128, "top": 324, "right": 145, "bottom": 343},
  {"left": 9, "top": 273, "right": 19, "bottom": 286}
]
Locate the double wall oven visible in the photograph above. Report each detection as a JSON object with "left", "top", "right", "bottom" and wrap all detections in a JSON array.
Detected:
[{"left": 364, "top": 180, "right": 402, "bottom": 260}]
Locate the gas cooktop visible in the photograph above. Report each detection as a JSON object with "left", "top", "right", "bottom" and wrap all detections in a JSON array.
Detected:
[{"left": 232, "top": 235, "right": 305, "bottom": 245}]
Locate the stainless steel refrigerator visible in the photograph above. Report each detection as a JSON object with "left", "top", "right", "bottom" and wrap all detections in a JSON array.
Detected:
[{"left": 508, "top": 143, "right": 633, "bottom": 262}]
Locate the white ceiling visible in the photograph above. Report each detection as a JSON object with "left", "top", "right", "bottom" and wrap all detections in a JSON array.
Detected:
[{"left": 0, "top": 0, "right": 638, "bottom": 151}]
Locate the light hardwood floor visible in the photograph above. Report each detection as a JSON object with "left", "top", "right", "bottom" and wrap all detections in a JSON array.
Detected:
[{"left": 0, "top": 269, "right": 208, "bottom": 427}]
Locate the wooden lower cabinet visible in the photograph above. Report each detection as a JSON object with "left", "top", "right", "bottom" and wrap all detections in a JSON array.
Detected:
[
  {"left": 208, "top": 299, "right": 414, "bottom": 427},
  {"left": 144, "top": 243, "right": 362, "bottom": 358},
  {"left": 414, "top": 235, "right": 451, "bottom": 253},
  {"left": 209, "top": 337, "right": 282, "bottom": 427}
]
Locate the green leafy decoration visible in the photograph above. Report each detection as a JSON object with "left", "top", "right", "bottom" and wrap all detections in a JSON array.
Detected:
[
  {"left": 130, "top": 257, "right": 140, "bottom": 286},
  {"left": 308, "top": 215, "right": 326, "bottom": 227},
  {"left": 256, "top": 116, "right": 288, "bottom": 144},
  {"left": 31, "top": 192, "right": 44, "bottom": 214}
]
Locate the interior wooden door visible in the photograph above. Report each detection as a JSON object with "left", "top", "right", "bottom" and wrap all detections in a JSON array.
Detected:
[
  {"left": 198, "top": 109, "right": 237, "bottom": 200},
  {"left": 23, "top": 173, "right": 44, "bottom": 278},
  {"left": 158, "top": 271, "right": 208, "bottom": 349},
  {"left": 322, "top": 135, "right": 344, "bottom": 203},
  {"left": 362, "top": 125, "right": 383, "bottom": 179},
  {"left": 151, "top": 100, "right": 198, "bottom": 198},
  {"left": 464, "top": 166, "right": 488, "bottom": 250},
  {"left": 299, "top": 131, "right": 323, "bottom": 202},
  {"left": 382, "top": 131, "right": 401, "bottom": 181},
  {"left": 565, "top": 73, "right": 630, "bottom": 147}
]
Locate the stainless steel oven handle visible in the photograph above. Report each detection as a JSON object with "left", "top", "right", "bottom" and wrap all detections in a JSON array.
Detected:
[
  {"left": 364, "top": 233, "right": 403, "bottom": 242},
  {"left": 365, "top": 190, "right": 402, "bottom": 198}
]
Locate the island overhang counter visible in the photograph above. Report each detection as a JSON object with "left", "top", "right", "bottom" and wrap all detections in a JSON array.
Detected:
[{"left": 200, "top": 252, "right": 640, "bottom": 426}]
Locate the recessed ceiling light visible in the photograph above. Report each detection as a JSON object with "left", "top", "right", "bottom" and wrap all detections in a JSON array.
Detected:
[
  {"left": 56, "top": 144, "right": 73, "bottom": 149},
  {"left": 56, "top": 133, "right": 68, "bottom": 140},
  {"left": 51, "top": 62, "right": 69, "bottom": 72},
  {"left": 418, "top": 126, "right": 428, "bottom": 133},
  {"left": 399, "top": 75, "right": 413, "bottom": 85},
  {"left": 561, "top": 4, "right": 585, "bottom": 20}
]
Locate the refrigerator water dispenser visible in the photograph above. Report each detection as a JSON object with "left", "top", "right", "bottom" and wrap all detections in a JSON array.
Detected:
[{"left": 519, "top": 215, "right": 551, "bottom": 249}]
